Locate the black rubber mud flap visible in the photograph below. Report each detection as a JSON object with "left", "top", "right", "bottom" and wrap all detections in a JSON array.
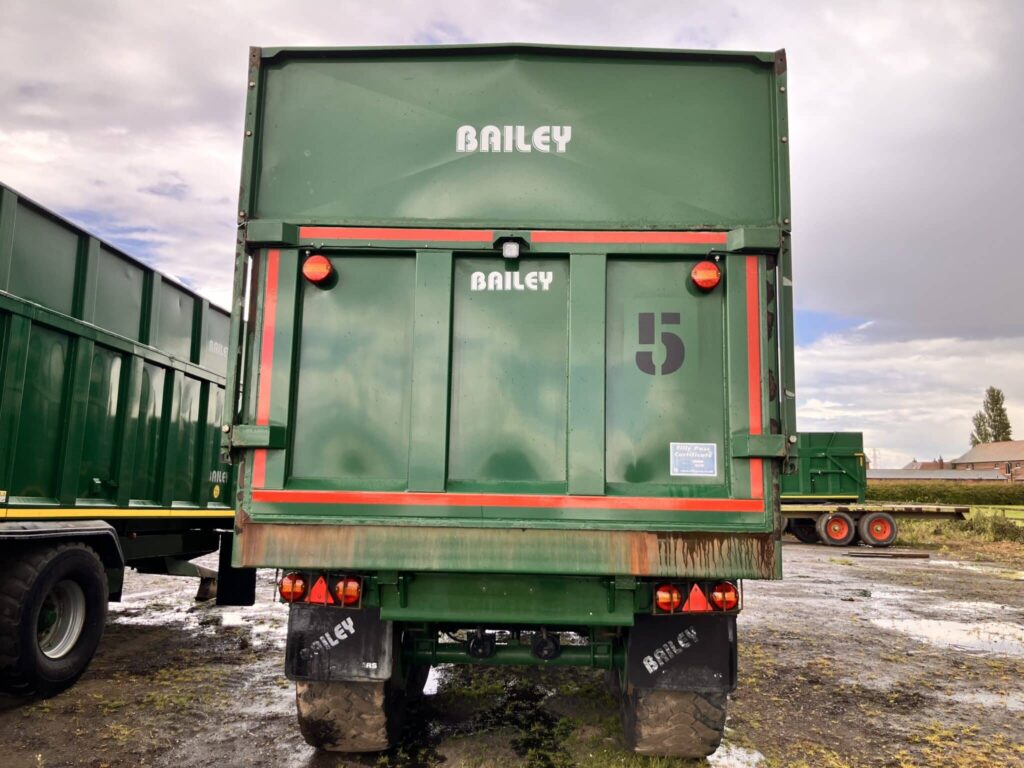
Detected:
[
  {"left": 285, "top": 605, "right": 393, "bottom": 683},
  {"left": 626, "top": 614, "right": 736, "bottom": 693}
]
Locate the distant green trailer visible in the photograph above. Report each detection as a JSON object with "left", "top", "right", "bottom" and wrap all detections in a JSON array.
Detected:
[
  {"left": 0, "top": 181, "right": 254, "bottom": 697},
  {"left": 781, "top": 432, "right": 865, "bottom": 503},
  {"left": 225, "top": 43, "right": 796, "bottom": 758},
  {"left": 781, "top": 432, "right": 966, "bottom": 546}
]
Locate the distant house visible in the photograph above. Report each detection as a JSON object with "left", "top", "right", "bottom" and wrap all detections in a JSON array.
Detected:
[
  {"left": 950, "top": 440, "right": 1024, "bottom": 482},
  {"left": 902, "top": 458, "right": 947, "bottom": 470}
]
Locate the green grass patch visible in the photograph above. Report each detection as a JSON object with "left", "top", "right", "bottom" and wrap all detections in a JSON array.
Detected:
[{"left": 897, "top": 509, "right": 1024, "bottom": 547}]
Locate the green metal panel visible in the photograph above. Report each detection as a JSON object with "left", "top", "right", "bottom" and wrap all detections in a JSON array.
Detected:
[
  {"left": 155, "top": 281, "right": 195, "bottom": 361},
  {"left": 0, "top": 186, "right": 16, "bottom": 290},
  {"left": 378, "top": 573, "right": 634, "bottom": 626},
  {"left": 567, "top": 253, "right": 606, "bottom": 496},
  {"left": 78, "top": 344, "right": 124, "bottom": 501},
  {"left": 201, "top": 306, "right": 230, "bottom": 377},
  {"left": 251, "top": 45, "right": 782, "bottom": 230},
  {"left": 605, "top": 258, "right": 727, "bottom": 493},
  {"left": 781, "top": 432, "right": 866, "bottom": 502},
  {"left": 10, "top": 324, "right": 70, "bottom": 500},
  {"left": 203, "top": 384, "right": 230, "bottom": 505},
  {"left": 447, "top": 256, "right": 569, "bottom": 490},
  {"left": 169, "top": 375, "right": 203, "bottom": 503},
  {"left": 57, "top": 337, "right": 94, "bottom": 505},
  {"left": 9, "top": 202, "right": 78, "bottom": 315},
  {"left": 131, "top": 362, "right": 167, "bottom": 502},
  {"left": 407, "top": 250, "right": 453, "bottom": 492},
  {"left": 94, "top": 246, "right": 145, "bottom": 341},
  {"left": 289, "top": 255, "right": 416, "bottom": 486}
]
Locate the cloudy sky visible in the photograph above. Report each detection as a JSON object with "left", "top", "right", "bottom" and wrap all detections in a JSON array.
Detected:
[{"left": 1, "top": 1, "right": 1021, "bottom": 467}]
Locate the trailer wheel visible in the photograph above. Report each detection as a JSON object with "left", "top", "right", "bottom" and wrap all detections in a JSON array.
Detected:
[
  {"left": 857, "top": 512, "right": 898, "bottom": 547},
  {"left": 0, "top": 543, "right": 108, "bottom": 697},
  {"left": 816, "top": 512, "right": 856, "bottom": 546},
  {"left": 620, "top": 684, "right": 727, "bottom": 757},
  {"left": 789, "top": 518, "right": 821, "bottom": 544},
  {"left": 295, "top": 679, "right": 404, "bottom": 752}
]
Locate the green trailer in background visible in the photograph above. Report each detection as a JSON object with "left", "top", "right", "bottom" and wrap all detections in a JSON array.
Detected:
[
  {"left": 781, "top": 432, "right": 866, "bottom": 503},
  {"left": 0, "top": 182, "right": 254, "bottom": 698},
  {"left": 224, "top": 43, "right": 796, "bottom": 758},
  {"left": 781, "top": 432, "right": 966, "bottom": 546}
]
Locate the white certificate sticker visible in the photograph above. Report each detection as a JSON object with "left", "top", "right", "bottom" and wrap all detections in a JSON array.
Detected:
[{"left": 670, "top": 443, "right": 718, "bottom": 477}]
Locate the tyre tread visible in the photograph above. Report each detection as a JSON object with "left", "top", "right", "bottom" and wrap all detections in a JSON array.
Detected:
[
  {"left": 0, "top": 543, "right": 104, "bottom": 696},
  {"left": 295, "top": 680, "right": 393, "bottom": 752},
  {"left": 624, "top": 687, "right": 727, "bottom": 758}
]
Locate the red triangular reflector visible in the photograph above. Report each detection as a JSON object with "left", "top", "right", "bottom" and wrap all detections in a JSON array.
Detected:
[
  {"left": 682, "top": 584, "right": 711, "bottom": 612},
  {"left": 307, "top": 576, "right": 334, "bottom": 605}
]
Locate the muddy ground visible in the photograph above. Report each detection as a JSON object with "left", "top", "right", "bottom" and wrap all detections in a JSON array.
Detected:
[{"left": 2, "top": 542, "right": 1022, "bottom": 768}]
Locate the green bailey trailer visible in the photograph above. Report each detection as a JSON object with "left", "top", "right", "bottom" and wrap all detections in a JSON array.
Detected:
[
  {"left": 223, "top": 43, "right": 796, "bottom": 757},
  {"left": 780, "top": 432, "right": 966, "bottom": 546},
  {"left": 0, "top": 182, "right": 255, "bottom": 698}
]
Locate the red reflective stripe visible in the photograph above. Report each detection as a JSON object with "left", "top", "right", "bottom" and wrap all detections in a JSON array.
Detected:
[
  {"left": 256, "top": 249, "right": 280, "bottom": 426},
  {"left": 251, "top": 489, "right": 764, "bottom": 513},
  {"left": 746, "top": 255, "right": 763, "bottom": 500},
  {"left": 299, "top": 226, "right": 493, "bottom": 242},
  {"left": 252, "top": 450, "right": 267, "bottom": 489},
  {"left": 531, "top": 230, "right": 727, "bottom": 244}
]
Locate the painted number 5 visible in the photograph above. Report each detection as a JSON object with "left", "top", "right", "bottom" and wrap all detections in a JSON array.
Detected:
[{"left": 636, "top": 312, "right": 684, "bottom": 375}]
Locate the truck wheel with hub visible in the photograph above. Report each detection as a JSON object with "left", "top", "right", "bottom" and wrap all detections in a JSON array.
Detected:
[
  {"left": 620, "top": 684, "right": 727, "bottom": 757},
  {"left": 857, "top": 512, "right": 898, "bottom": 547},
  {"left": 0, "top": 543, "right": 109, "bottom": 697},
  {"left": 789, "top": 518, "right": 820, "bottom": 544},
  {"left": 816, "top": 512, "right": 856, "bottom": 546}
]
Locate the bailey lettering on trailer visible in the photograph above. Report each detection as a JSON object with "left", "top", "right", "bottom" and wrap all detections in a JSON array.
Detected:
[
  {"left": 643, "top": 627, "right": 699, "bottom": 674},
  {"left": 304, "top": 616, "right": 356, "bottom": 658},
  {"left": 456, "top": 125, "right": 572, "bottom": 153},
  {"left": 470, "top": 271, "right": 554, "bottom": 292}
]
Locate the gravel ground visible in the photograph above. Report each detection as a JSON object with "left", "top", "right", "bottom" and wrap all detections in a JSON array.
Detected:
[{"left": 1, "top": 541, "right": 1022, "bottom": 768}]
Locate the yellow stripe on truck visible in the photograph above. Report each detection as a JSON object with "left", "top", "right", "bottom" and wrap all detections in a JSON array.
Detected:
[{"left": 3, "top": 508, "right": 235, "bottom": 519}]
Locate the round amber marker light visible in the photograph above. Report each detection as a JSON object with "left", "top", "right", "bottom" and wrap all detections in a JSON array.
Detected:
[
  {"left": 302, "top": 254, "right": 333, "bottom": 283},
  {"left": 691, "top": 260, "right": 721, "bottom": 291}
]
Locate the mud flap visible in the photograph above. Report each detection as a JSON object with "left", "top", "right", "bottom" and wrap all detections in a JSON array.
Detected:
[
  {"left": 285, "top": 605, "right": 393, "bottom": 683},
  {"left": 626, "top": 614, "right": 737, "bottom": 693}
]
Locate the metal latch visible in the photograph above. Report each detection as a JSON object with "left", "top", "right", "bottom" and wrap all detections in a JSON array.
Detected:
[
  {"left": 731, "top": 434, "right": 788, "bottom": 458},
  {"left": 227, "top": 424, "right": 287, "bottom": 449}
]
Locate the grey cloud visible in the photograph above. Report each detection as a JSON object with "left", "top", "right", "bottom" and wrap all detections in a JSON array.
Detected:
[{"left": 0, "top": 2, "right": 1020, "bottom": 331}]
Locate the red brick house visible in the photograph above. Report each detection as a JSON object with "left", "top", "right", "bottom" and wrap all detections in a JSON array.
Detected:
[{"left": 951, "top": 440, "right": 1024, "bottom": 481}]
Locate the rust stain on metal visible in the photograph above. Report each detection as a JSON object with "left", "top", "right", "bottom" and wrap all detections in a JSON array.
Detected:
[
  {"left": 628, "top": 534, "right": 650, "bottom": 575},
  {"left": 238, "top": 523, "right": 777, "bottom": 579}
]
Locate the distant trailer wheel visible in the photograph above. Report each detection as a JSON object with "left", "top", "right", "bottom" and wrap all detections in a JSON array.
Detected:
[
  {"left": 789, "top": 518, "right": 821, "bottom": 544},
  {"left": 857, "top": 512, "right": 898, "bottom": 547},
  {"left": 816, "top": 512, "right": 856, "bottom": 546}
]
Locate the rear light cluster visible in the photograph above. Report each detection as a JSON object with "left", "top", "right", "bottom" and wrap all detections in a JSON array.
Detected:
[
  {"left": 653, "top": 581, "right": 740, "bottom": 614},
  {"left": 278, "top": 572, "right": 362, "bottom": 607}
]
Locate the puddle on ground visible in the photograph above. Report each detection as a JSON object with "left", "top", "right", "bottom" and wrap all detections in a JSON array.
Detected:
[
  {"left": 932, "top": 560, "right": 1024, "bottom": 580},
  {"left": 708, "top": 743, "right": 765, "bottom": 766},
  {"left": 870, "top": 617, "right": 1024, "bottom": 656},
  {"left": 946, "top": 689, "right": 1024, "bottom": 713},
  {"left": 423, "top": 666, "right": 442, "bottom": 695}
]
